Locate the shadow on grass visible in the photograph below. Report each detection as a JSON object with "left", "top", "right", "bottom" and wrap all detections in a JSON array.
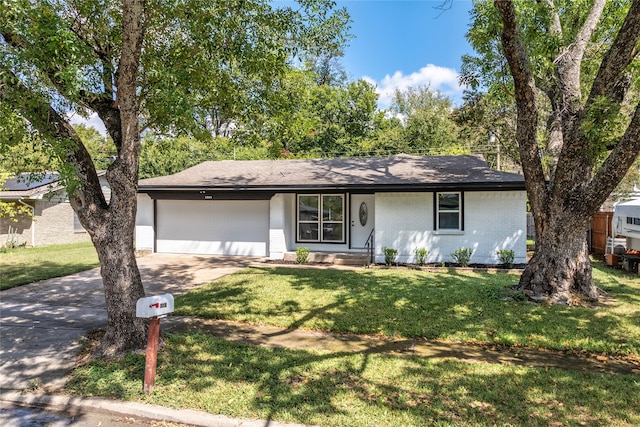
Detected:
[
  {"left": 67, "top": 333, "right": 640, "bottom": 427},
  {"left": 175, "top": 264, "right": 640, "bottom": 356}
]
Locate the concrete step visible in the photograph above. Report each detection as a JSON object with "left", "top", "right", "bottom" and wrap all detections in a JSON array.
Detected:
[
  {"left": 283, "top": 251, "right": 370, "bottom": 266},
  {"left": 333, "top": 253, "right": 370, "bottom": 266}
]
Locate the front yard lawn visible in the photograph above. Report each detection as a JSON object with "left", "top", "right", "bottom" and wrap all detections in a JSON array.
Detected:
[
  {"left": 67, "top": 261, "right": 640, "bottom": 426},
  {"left": 174, "top": 262, "right": 640, "bottom": 358},
  {"left": 0, "top": 242, "right": 99, "bottom": 290},
  {"left": 67, "top": 333, "right": 640, "bottom": 427}
]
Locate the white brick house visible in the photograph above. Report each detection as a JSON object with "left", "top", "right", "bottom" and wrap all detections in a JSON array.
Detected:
[{"left": 135, "top": 155, "right": 527, "bottom": 265}]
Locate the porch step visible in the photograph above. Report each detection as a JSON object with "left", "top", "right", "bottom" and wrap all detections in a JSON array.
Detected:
[{"left": 283, "top": 252, "right": 370, "bottom": 266}]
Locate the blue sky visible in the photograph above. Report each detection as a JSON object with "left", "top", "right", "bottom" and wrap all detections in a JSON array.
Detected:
[
  {"left": 336, "top": 0, "right": 474, "bottom": 108},
  {"left": 72, "top": 1, "right": 475, "bottom": 132}
]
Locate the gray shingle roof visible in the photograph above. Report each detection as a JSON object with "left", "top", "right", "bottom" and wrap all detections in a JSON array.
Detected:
[{"left": 138, "top": 154, "right": 525, "bottom": 192}]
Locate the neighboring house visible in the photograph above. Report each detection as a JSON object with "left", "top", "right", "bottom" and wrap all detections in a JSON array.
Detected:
[
  {"left": 0, "top": 172, "right": 110, "bottom": 247},
  {"left": 135, "top": 154, "right": 527, "bottom": 265}
]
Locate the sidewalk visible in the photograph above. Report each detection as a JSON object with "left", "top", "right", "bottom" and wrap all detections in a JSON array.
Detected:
[
  {"left": 2, "top": 255, "right": 639, "bottom": 426},
  {"left": 2, "top": 315, "right": 639, "bottom": 426},
  {"left": 165, "top": 316, "right": 640, "bottom": 376}
]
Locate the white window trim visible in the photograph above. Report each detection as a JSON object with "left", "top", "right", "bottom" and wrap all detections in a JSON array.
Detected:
[
  {"left": 436, "top": 191, "right": 462, "bottom": 231},
  {"left": 296, "top": 194, "right": 345, "bottom": 243}
]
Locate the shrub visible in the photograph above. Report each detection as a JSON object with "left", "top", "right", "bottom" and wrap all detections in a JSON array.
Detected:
[
  {"left": 382, "top": 247, "right": 398, "bottom": 266},
  {"left": 2, "top": 225, "right": 24, "bottom": 252},
  {"left": 496, "top": 249, "right": 515, "bottom": 268},
  {"left": 414, "top": 247, "right": 428, "bottom": 266},
  {"left": 295, "top": 247, "right": 310, "bottom": 264},
  {"left": 451, "top": 247, "right": 473, "bottom": 267}
]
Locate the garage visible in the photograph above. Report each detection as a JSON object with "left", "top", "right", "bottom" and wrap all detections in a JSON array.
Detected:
[{"left": 156, "top": 199, "right": 269, "bottom": 256}]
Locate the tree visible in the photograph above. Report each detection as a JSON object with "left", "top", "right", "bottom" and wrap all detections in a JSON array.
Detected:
[
  {"left": 452, "top": 90, "right": 519, "bottom": 171},
  {"left": 1, "top": 0, "right": 350, "bottom": 356},
  {"left": 73, "top": 124, "right": 117, "bottom": 170},
  {"left": 237, "top": 69, "right": 379, "bottom": 157},
  {"left": 390, "top": 86, "right": 461, "bottom": 153},
  {"left": 468, "top": 0, "right": 640, "bottom": 303},
  {"left": 2, "top": 0, "right": 148, "bottom": 355}
]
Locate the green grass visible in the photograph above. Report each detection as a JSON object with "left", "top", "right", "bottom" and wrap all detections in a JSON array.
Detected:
[
  {"left": 174, "top": 262, "right": 640, "bottom": 358},
  {"left": 67, "top": 333, "right": 640, "bottom": 427},
  {"left": 67, "top": 261, "right": 640, "bottom": 426},
  {"left": 0, "top": 242, "right": 99, "bottom": 290}
]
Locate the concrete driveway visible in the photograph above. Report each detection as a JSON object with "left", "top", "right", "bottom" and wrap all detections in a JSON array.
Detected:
[{"left": 0, "top": 254, "right": 253, "bottom": 392}]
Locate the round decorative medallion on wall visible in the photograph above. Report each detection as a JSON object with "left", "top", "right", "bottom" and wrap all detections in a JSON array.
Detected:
[{"left": 359, "top": 202, "right": 368, "bottom": 226}]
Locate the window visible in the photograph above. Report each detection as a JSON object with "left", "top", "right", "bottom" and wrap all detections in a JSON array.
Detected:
[
  {"left": 297, "top": 194, "right": 344, "bottom": 242},
  {"left": 73, "top": 212, "right": 86, "bottom": 232},
  {"left": 628, "top": 217, "right": 640, "bottom": 226},
  {"left": 436, "top": 192, "right": 462, "bottom": 230}
]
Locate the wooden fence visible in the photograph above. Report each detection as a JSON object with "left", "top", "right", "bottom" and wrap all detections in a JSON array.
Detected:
[
  {"left": 527, "top": 211, "right": 615, "bottom": 255},
  {"left": 589, "top": 211, "right": 614, "bottom": 255}
]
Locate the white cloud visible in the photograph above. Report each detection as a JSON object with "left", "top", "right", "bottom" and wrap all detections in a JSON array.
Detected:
[
  {"left": 68, "top": 112, "right": 108, "bottom": 135},
  {"left": 364, "top": 64, "right": 465, "bottom": 110}
]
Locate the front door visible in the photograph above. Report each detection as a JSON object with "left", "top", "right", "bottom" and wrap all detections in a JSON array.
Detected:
[{"left": 350, "top": 194, "right": 375, "bottom": 249}]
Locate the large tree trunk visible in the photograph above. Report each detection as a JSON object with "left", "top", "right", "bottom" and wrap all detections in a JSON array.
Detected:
[
  {"left": 93, "top": 220, "right": 147, "bottom": 356},
  {"left": 495, "top": 0, "right": 640, "bottom": 304},
  {"left": 519, "top": 216, "right": 599, "bottom": 304},
  {"left": 90, "top": 0, "right": 148, "bottom": 357}
]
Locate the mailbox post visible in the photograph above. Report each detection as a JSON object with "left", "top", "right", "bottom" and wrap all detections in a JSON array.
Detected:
[{"left": 136, "top": 294, "right": 174, "bottom": 394}]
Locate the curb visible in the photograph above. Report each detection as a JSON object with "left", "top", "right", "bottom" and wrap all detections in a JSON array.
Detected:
[{"left": 0, "top": 391, "right": 311, "bottom": 427}]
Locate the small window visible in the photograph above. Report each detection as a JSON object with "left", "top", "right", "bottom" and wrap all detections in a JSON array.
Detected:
[
  {"left": 437, "top": 192, "right": 461, "bottom": 230},
  {"left": 297, "top": 194, "right": 344, "bottom": 243},
  {"left": 73, "top": 212, "right": 86, "bottom": 232}
]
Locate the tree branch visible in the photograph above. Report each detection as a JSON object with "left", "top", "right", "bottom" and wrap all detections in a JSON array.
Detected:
[
  {"left": 495, "top": 0, "right": 549, "bottom": 235},
  {"left": 582, "top": 101, "right": 640, "bottom": 213},
  {"left": 0, "top": 67, "right": 108, "bottom": 227},
  {"left": 555, "top": 0, "right": 605, "bottom": 82},
  {"left": 588, "top": 0, "right": 640, "bottom": 103},
  {"left": 1, "top": 28, "right": 122, "bottom": 148}
]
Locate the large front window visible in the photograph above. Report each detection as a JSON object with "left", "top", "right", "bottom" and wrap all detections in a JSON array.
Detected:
[
  {"left": 437, "top": 192, "right": 461, "bottom": 230},
  {"left": 298, "top": 194, "right": 344, "bottom": 242}
]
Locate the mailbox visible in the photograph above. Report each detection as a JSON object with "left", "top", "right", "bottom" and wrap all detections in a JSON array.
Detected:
[{"left": 136, "top": 294, "right": 174, "bottom": 318}]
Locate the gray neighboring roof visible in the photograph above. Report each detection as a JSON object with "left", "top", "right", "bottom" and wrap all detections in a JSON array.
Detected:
[
  {"left": 138, "top": 154, "right": 526, "bottom": 193},
  {"left": 0, "top": 171, "right": 107, "bottom": 200},
  {"left": 0, "top": 173, "right": 62, "bottom": 199}
]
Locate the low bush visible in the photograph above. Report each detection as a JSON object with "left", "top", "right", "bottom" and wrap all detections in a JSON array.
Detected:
[
  {"left": 496, "top": 249, "right": 515, "bottom": 268},
  {"left": 382, "top": 247, "right": 398, "bottom": 266},
  {"left": 414, "top": 247, "right": 428, "bottom": 266},
  {"left": 295, "top": 247, "right": 310, "bottom": 264},
  {"left": 451, "top": 247, "right": 473, "bottom": 267}
]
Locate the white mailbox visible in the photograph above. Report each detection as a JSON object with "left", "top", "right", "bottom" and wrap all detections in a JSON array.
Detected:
[{"left": 136, "top": 294, "right": 174, "bottom": 318}]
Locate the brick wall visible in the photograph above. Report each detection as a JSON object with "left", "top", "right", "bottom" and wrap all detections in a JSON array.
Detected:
[
  {"left": 0, "top": 202, "right": 34, "bottom": 247},
  {"left": 375, "top": 190, "right": 527, "bottom": 265},
  {"left": 34, "top": 201, "right": 91, "bottom": 246}
]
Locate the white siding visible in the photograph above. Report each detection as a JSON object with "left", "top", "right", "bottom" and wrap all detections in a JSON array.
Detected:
[
  {"left": 269, "top": 194, "right": 287, "bottom": 259},
  {"left": 156, "top": 199, "right": 269, "bottom": 256},
  {"left": 135, "top": 193, "right": 155, "bottom": 251},
  {"left": 375, "top": 192, "right": 433, "bottom": 264},
  {"left": 375, "top": 191, "right": 526, "bottom": 264}
]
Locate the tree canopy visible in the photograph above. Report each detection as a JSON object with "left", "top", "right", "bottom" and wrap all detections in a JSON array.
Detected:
[
  {"left": 465, "top": 0, "right": 640, "bottom": 303},
  {"left": 0, "top": 0, "right": 353, "bottom": 355}
]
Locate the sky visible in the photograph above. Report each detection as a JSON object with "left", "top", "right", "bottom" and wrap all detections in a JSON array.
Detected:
[
  {"left": 71, "top": 0, "right": 476, "bottom": 133},
  {"left": 335, "top": 0, "right": 474, "bottom": 108}
]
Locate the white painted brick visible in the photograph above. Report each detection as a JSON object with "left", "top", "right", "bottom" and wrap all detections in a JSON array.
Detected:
[{"left": 375, "top": 191, "right": 526, "bottom": 264}]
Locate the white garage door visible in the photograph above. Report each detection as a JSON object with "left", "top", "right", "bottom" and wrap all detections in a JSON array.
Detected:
[{"left": 156, "top": 199, "right": 269, "bottom": 256}]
